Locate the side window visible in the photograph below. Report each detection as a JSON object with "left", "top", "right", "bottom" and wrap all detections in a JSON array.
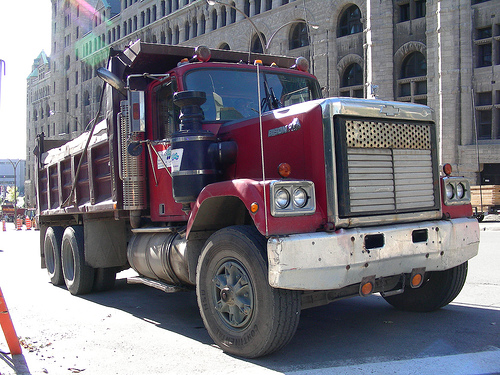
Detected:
[{"left": 154, "top": 79, "right": 179, "bottom": 139}]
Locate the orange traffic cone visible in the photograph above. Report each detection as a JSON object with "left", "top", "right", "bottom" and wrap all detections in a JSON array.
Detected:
[
  {"left": 16, "top": 217, "right": 21, "bottom": 231},
  {"left": 2, "top": 220, "right": 5, "bottom": 232},
  {"left": 25, "top": 216, "right": 31, "bottom": 230},
  {"left": 0, "top": 287, "right": 22, "bottom": 355}
]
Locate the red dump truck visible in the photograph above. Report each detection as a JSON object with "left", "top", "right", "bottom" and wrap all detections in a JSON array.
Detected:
[{"left": 35, "top": 41, "right": 480, "bottom": 358}]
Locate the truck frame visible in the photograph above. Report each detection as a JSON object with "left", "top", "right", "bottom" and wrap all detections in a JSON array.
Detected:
[{"left": 35, "top": 41, "right": 480, "bottom": 358}]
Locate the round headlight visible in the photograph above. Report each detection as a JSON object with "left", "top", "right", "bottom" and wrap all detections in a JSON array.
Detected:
[
  {"left": 445, "top": 183, "right": 454, "bottom": 199},
  {"left": 456, "top": 183, "right": 465, "bottom": 199},
  {"left": 275, "top": 188, "right": 290, "bottom": 209},
  {"left": 293, "top": 188, "right": 308, "bottom": 208}
]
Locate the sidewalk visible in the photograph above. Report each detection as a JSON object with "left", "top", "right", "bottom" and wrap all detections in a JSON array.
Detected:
[{"left": 478, "top": 214, "right": 500, "bottom": 231}]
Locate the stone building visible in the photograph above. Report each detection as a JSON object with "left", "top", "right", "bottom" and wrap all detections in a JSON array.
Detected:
[{"left": 25, "top": 0, "right": 500, "bottom": 206}]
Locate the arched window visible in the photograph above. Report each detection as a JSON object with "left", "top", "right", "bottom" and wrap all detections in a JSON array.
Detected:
[
  {"left": 251, "top": 33, "right": 266, "bottom": 53},
  {"left": 400, "top": 51, "right": 426, "bottom": 79},
  {"left": 167, "top": 28, "right": 172, "bottom": 44},
  {"left": 398, "top": 51, "right": 427, "bottom": 104},
  {"left": 338, "top": 5, "right": 362, "bottom": 37},
  {"left": 342, "top": 63, "right": 363, "bottom": 87},
  {"left": 219, "top": 42, "right": 230, "bottom": 50},
  {"left": 254, "top": 0, "right": 261, "bottom": 15},
  {"left": 192, "top": 17, "right": 198, "bottom": 37},
  {"left": 184, "top": 21, "right": 190, "bottom": 41},
  {"left": 230, "top": 2, "right": 236, "bottom": 23},
  {"left": 221, "top": 6, "right": 227, "bottom": 27},
  {"left": 340, "top": 63, "right": 364, "bottom": 98},
  {"left": 200, "top": 14, "right": 206, "bottom": 35},
  {"left": 212, "top": 9, "right": 218, "bottom": 30},
  {"left": 243, "top": 0, "right": 250, "bottom": 17},
  {"left": 174, "top": 26, "right": 180, "bottom": 44},
  {"left": 289, "top": 22, "right": 309, "bottom": 50},
  {"left": 161, "top": 31, "right": 166, "bottom": 44}
]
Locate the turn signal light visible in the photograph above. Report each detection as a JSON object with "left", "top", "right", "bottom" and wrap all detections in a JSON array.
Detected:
[
  {"left": 278, "top": 163, "right": 292, "bottom": 178},
  {"left": 443, "top": 163, "right": 452, "bottom": 176},
  {"left": 360, "top": 282, "right": 373, "bottom": 296},
  {"left": 250, "top": 202, "right": 259, "bottom": 214},
  {"left": 411, "top": 273, "right": 423, "bottom": 287}
]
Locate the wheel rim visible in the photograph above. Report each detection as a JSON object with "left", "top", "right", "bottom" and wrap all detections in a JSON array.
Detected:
[
  {"left": 46, "top": 242, "right": 55, "bottom": 274},
  {"left": 62, "top": 243, "right": 75, "bottom": 282},
  {"left": 212, "top": 259, "right": 254, "bottom": 329}
]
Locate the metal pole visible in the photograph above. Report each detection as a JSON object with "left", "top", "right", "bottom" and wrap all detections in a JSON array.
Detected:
[
  {"left": 7, "top": 159, "right": 20, "bottom": 220},
  {"left": 207, "top": 0, "right": 267, "bottom": 53}
]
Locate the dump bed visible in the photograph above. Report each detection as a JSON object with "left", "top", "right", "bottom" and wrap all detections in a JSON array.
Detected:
[{"left": 36, "top": 120, "right": 116, "bottom": 215}]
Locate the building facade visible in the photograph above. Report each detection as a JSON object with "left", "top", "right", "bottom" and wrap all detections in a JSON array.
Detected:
[{"left": 25, "top": 0, "right": 500, "bottom": 206}]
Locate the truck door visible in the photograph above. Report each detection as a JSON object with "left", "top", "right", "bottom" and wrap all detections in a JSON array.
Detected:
[{"left": 148, "top": 78, "right": 187, "bottom": 222}]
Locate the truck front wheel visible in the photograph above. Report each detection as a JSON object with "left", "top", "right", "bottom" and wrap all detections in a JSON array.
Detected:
[
  {"left": 61, "top": 226, "right": 95, "bottom": 295},
  {"left": 44, "top": 226, "right": 65, "bottom": 285},
  {"left": 382, "top": 262, "right": 468, "bottom": 312},
  {"left": 196, "top": 226, "right": 301, "bottom": 358}
]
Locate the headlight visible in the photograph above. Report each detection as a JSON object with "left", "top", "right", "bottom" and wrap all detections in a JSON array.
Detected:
[
  {"left": 275, "top": 188, "right": 290, "bottom": 209},
  {"left": 442, "top": 177, "right": 471, "bottom": 206},
  {"left": 293, "top": 188, "right": 308, "bottom": 208},
  {"left": 456, "top": 183, "right": 465, "bottom": 199},
  {"left": 445, "top": 183, "right": 454, "bottom": 199},
  {"left": 270, "top": 180, "right": 316, "bottom": 216}
]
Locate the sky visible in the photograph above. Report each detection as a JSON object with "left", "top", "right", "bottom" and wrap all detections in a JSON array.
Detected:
[{"left": 0, "top": 1, "right": 52, "bottom": 159}]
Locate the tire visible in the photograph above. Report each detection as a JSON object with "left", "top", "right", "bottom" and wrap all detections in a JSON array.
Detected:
[
  {"left": 383, "top": 262, "right": 468, "bottom": 312},
  {"left": 61, "top": 226, "right": 95, "bottom": 295},
  {"left": 196, "top": 226, "right": 301, "bottom": 358},
  {"left": 93, "top": 268, "right": 117, "bottom": 292},
  {"left": 44, "top": 226, "right": 65, "bottom": 286}
]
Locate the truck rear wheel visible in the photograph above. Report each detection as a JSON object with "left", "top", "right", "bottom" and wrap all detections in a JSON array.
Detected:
[
  {"left": 382, "top": 262, "right": 468, "bottom": 312},
  {"left": 61, "top": 226, "right": 95, "bottom": 295},
  {"left": 196, "top": 226, "right": 301, "bottom": 358},
  {"left": 44, "top": 226, "right": 65, "bottom": 285}
]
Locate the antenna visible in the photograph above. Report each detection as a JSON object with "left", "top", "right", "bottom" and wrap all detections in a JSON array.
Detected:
[{"left": 0, "top": 60, "right": 5, "bottom": 108}]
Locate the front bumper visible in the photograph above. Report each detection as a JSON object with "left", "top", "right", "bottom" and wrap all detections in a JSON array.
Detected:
[{"left": 267, "top": 217, "right": 480, "bottom": 291}]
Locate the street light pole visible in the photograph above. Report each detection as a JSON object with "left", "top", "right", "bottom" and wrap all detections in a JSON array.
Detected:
[
  {"left": 207, "top": 0, "right": 267, "bottom": 54},
  {"left": 7, "top": 159, "right": 21, "bottom": 220},
  {"left": 265, "top": 20, "right": 319, "bottom": 52}
]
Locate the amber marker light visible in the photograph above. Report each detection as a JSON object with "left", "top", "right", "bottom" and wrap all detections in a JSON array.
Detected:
[
  {"left": 411, "top": 273, "right": 423, "bottom": 288},
  {"left": 194, "top": 45, "right": 211, "bottom": 62},
  {"left": 361, "top": 282, "right": 373, "bottom": 296},
  {"left": 278, "top": 163, "right": 292, "bottom": 178},
  {"left": 443, "top": 163, "right": 452, "bottom": 176},
  {"left": 250, "top": 202, "right": 259, "bottom": 214}
]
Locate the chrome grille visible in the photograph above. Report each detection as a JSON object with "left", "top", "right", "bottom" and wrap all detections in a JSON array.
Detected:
[
  {"left": 340, "top": 119, "right": 437, "bottom": 216},
  {"left": 120, "top": 101, "right": 146, "bottom": 210}
]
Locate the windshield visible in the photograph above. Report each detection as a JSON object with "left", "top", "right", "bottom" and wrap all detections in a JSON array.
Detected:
[{"left": 183, "top": 68, "right": 321, "bottom": 122}]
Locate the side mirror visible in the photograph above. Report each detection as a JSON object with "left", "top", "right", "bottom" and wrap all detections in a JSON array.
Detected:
[{"left": 97, "top": 67, "right": 127, "bottom": 96}]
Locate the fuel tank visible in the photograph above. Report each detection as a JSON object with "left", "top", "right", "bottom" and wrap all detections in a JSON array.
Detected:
[{"left": 127, "top": 231, "right": 193, "bottom": 286}]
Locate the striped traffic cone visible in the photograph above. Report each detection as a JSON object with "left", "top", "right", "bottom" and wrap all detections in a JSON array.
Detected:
[
  {"left": 16, "top": 217, "right": 21, "bottom": 231},
  {"left": 25, "top": 216, "right": 31, "bottom": 230},
  {"left": 0, "top": 287, "right": 22, "bottom": 355},
  {"left": 2, "top": 220, "right": 5, "bottom": 232}
]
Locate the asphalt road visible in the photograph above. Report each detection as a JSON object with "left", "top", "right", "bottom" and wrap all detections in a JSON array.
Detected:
[{"left": 0, "top": 220, "right": 499, "bottom": 375}]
